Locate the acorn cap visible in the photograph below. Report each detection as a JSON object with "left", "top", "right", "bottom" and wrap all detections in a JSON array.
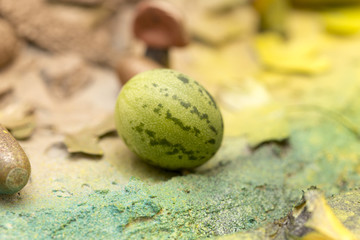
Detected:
[{"left": 133, "top": 0, "right": 189, "bottom": 49}]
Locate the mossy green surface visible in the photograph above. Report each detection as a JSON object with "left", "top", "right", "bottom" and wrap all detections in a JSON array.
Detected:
[{"left": 1, "top": 117, "right": 360, "bottom": 239}]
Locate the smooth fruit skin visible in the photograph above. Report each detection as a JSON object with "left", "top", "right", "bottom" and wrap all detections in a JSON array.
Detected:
[
  {"left": 115, "top": 69, "right": 224, "bottom": 170},
  {"left": 0, "top": 125, "right": 31, "bottom": 194}
]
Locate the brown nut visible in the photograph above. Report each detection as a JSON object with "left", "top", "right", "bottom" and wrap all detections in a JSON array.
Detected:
[{"left": 0, "top": 124, "right": 31, "bottom": 194}]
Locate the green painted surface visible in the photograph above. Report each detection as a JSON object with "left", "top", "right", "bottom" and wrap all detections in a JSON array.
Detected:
[{"left": 2, "top": 116, "right": 360, "bottom": 239}]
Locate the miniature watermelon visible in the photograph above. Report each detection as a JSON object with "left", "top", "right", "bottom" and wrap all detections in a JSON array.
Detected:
[{"left": 115, "top": 69, "right": 223, "bottom": 170}]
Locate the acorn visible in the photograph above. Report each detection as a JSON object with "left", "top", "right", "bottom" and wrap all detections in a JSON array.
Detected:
[
  {"left": 133, "top": 0, "right": 189, "bottom": 67},
  {"left": 0, "top": 124, "right": 31, "bottom": 194}
]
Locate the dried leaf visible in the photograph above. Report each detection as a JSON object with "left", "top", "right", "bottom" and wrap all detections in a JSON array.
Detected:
[
  {"left": 223, "top": 103, "right": 289, "bottom": 147},
  {"left": 255, "top": 33, "right": 330, "bottom": 74},
  {"left": 64, "top": 130, "right": 104, "bottom": 155},
  {"left": 301, "top": 190, "right": 358, "bottom": 240},
  {"left": 63, "top": 114, "right": 116, "bottom": 155},
  {"left": 322, "top": 7, "right": 360, "bottom": 35},
  {"left": 91, "top": 113, "right": 117, "bottom": 137}
]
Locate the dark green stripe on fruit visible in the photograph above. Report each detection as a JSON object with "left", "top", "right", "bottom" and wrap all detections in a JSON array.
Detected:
[
  {"left": 204, "top": 88, "right": 217, "bottom": 109},
  {"left": 193, "top": 127, "right": 200, "bottom": 137},
  {"left": 145, "top": 129, "right": 156, "bottom": 138},
  {"left": 169, "top": 93, "right": 213, "bottom": 126},
  {"left": 166, "top": 110, "right": 191, "bottom": 132},
  {"left": 209, "top": 125, "right": 218, "bottom": 135},
  {"left": 153, "top": 104, "right": 163, "bottom": 115},
  {"left": 145, "top": 130, "right": 199, "bottom": 161},
  {"left": 177, "top": 74, "right": 189, "bottom": 84},
  {"left": 180, "top": 101, "right": 191, "bottom": 109},
  {"left": 134, "top": 123, "right": 145, "bottom": 133},
  {"left": 190, "top": 106, "right": 210, "bottom": 124}
]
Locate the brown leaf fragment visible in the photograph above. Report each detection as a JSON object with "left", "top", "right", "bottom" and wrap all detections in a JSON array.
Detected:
[
  {"left": 91, "top": 113, "right": 116, "bottom": 137},
  {"left": 63, "top": 114, "right": 116, "bottom": 156},
  {"left": 64, "top": 130, "right": 104, "bottom": 155}
]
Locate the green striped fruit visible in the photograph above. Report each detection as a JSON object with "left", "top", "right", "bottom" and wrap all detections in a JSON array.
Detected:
[{"left": 115, "top": 69, "right": 223, "bottom": 170}]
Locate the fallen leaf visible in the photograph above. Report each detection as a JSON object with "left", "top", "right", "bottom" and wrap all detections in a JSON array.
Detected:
[
  {"left": 64, "top": 130, "right": 104, "bottom": 155},
  {"left": 64, "top": 113, "right": 116, "bottom": 155},
  {"left": 322, "top": 7, "right": 360, "bottom": 35},
  {"left": 302, "top": 190, "right": 358, "bottom": 240},
  {"left": 276, "top": 189, "right": 359, "bottom": 240},
  {"left": 222, "top": 103, "right": 289, "bottom": 147},
  {"left": 255, "top": 33, "right": 330, "bottom": 74}
]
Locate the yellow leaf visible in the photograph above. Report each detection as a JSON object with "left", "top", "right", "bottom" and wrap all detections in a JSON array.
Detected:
[
  {"left": 322, "top": 7, "right": 360, "bottom": 36},
  {"left": 222, "top": 103, "right": 289, "bottom": 147},
  {"left": 302, "top": 190, "right": 358, "bottom": 240},
  {"left": 255, "top": 33, "right": 330, "bottom": 74}
]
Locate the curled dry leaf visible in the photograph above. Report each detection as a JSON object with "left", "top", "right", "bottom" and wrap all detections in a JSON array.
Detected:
[
  {"left": 276, "top": 189, "right": 358, "bottom": 240},
  {"left": 0, "top": 103, "right": 36, "bottom": 140},
  {"left": 64, "top": 114, "right": 116, "bottom": 156},
  {"left": 40, "top": 54, "right": 92, "bottom": 99}
]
